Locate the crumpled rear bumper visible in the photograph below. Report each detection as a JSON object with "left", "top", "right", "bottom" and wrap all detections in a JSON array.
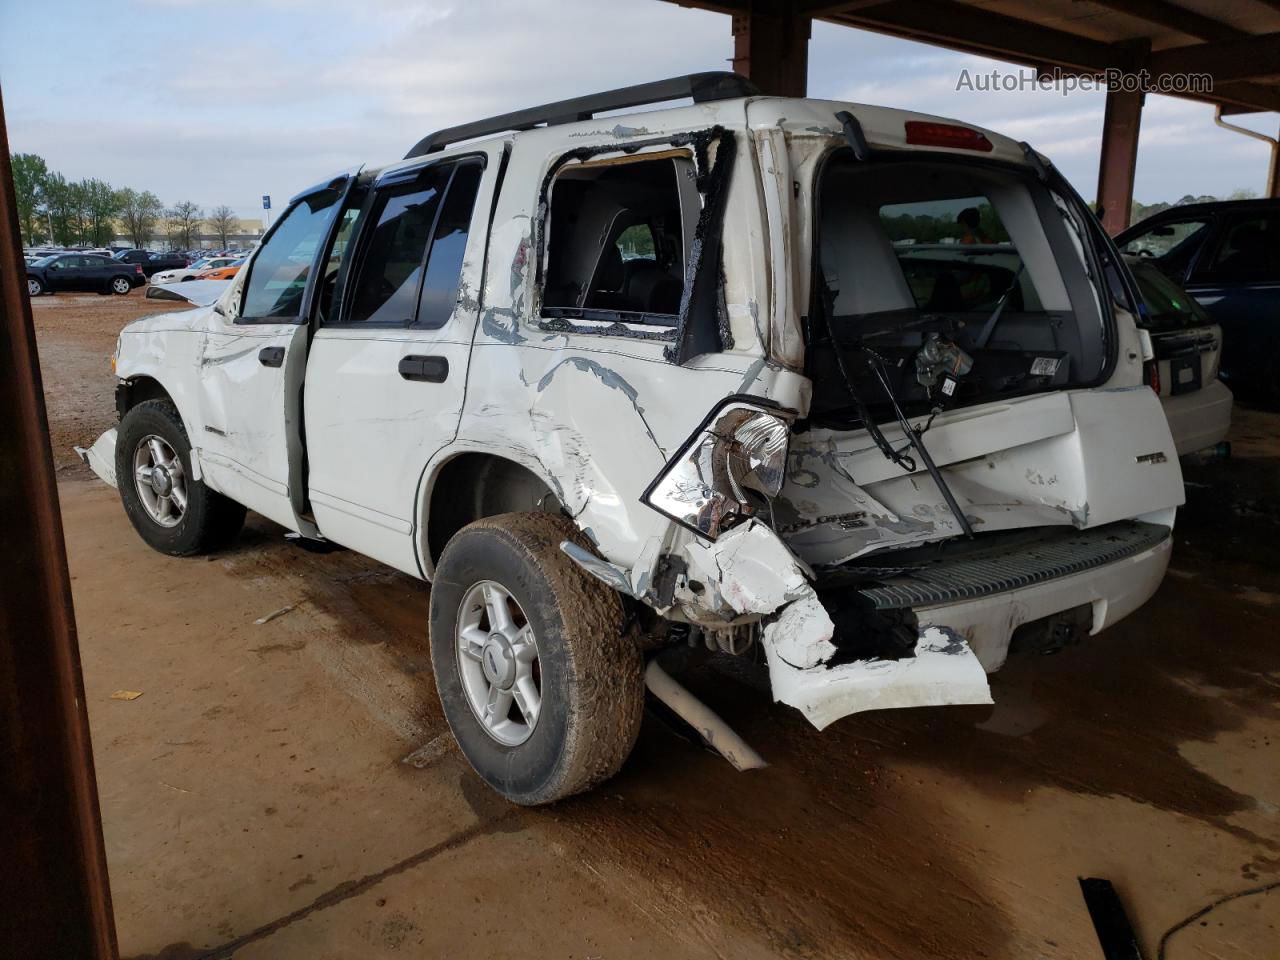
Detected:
[{"left": 655, "top": 516, "right": 1172, "bottom": 732}]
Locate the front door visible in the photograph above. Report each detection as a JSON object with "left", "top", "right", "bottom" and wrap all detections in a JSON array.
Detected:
[
  {"left": 196, "top": 182, "right": 348, "bottom": 533},
  {"left": 304, "top": 155, "right": 490, "bottom": 576},
  {"left": 46, "top": 256, "right": 82, "bottom": 292}
]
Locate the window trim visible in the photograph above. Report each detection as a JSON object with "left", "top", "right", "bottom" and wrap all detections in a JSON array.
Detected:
[
  {"left": 235, "top": 176, "right": 351, "bottom": 326},
  {"left": 319, "top": 154, "right": 486, "bottom": 331}
]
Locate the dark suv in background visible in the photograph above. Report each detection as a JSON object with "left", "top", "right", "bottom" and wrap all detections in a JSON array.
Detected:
[
  {"left": 112, "top": 249, "right": 191, "bottom": 278},
  {"left": 27, "top": 253, "right": 146, "bottom": 296},
  {"left": 1117, "top": 199, "right": 1280, "bottom": 403}
]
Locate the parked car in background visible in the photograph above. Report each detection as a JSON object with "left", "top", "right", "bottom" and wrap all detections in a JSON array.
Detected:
[
  {"left": 1125, "top": 256, "right": 1232, "bottom": 457},
  {"left": 198, "top": 257, "right": 247, "bottom": 281},
  {"left": 1117, "top": 199, "right": 1279, "bottom": 404},
  {"left": 113, "top": 249, "right": 191, "bottom": 279},
  {"left": 27, "top": 253, "right": 145, "bottom": 296},
  {"left": 151, "top": 256, "right": 240, "bottom": 285}
]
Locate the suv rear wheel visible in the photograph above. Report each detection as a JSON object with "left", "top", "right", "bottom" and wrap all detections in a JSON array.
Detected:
[
  {"left": 429, "top": 513, "right": 644, "bottom": 805},
  {"left": 116, "top": 399, "right": 246, "bottom": 555},
  {"left": 111, "top": 276, "right": 132, "bottom": 295}
]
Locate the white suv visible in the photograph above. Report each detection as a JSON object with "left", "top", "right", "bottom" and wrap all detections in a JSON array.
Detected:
[{"left": 81, "top": 73, "right": 1183, "bottom": 804}]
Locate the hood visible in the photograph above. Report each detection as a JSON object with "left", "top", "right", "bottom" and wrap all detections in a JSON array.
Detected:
[{"left": 145, "top": 278, "right": 231, "bottom": 306}]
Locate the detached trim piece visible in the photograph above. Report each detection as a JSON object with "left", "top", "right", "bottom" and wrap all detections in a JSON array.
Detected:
[
  {"left": 832, "top": 520, "right": 1171, "bottom": 610},
  {"left": 405, "top": 72, "right": 760, "bottom": 158}
]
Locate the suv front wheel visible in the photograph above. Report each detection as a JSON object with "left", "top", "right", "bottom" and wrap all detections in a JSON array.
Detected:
[
  {"left": 429, "top": 513, "right": 644, "bottom": 805},
  {"left": 116, "top": 399, "right": 246, "bottom": 555}
]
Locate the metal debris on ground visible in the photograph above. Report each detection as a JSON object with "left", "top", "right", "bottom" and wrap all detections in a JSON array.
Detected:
[
  {"left": 254, "top": 603, "right": 298, "bottom": 625},
  {"left": 109, "top": 690, "right": 143, "bottom": 701}
]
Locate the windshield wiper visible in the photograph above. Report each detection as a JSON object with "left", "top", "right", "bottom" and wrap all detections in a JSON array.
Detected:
[
  {"left": 818, "top": 301, "right": 975, "bottom": 540},
  {"left": 860, "top": 346, "right": 975, "bottom": 539}
]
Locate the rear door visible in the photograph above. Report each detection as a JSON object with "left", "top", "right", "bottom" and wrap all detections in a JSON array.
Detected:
[
  {"left": 303, "top": 154, "right": 490, "bottom": 576},
  {"left": 195, "top": 180, "right": 350, "bottom": 533}
]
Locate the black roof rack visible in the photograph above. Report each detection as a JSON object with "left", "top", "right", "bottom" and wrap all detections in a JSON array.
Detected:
[{"left": 404, "top": 71, "right": 760, "bottom": 159}]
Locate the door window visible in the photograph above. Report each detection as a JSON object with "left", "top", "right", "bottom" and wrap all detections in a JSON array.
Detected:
[
  {"left": 240, "top": 186, "right": 344, "bottom": 322},
  {"left": 339, "top": 159, "right": 482, "bottom": 328},
  {"left": 1119, "top": 218, "right": 1210, "bottom": 282},
  {"left": 417, "top": 161, "right": 481, "bottom": 328},
  {"left": 1191, "top": 213, "right": 1280, "bottom": 284}
]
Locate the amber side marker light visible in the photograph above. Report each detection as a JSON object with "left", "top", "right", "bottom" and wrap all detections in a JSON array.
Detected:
[{"left": 904, "top": 121, "right": 994, "bottom": 152}]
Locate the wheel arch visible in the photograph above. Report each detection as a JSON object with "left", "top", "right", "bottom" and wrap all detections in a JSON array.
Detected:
[
  {"left": 116, "top": 374, "right": 206, "bottom": 481},
  {"left": 418, "top": 449, "right": 564, "bottom": 580}
]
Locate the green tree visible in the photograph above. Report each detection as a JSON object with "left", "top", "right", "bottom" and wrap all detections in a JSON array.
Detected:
[
  {"left": 43, "top": 172, "right": 76, "bottom": 245},
  {"left": 68, "top": 180, "right": 93, "bottom": 246},
  {"left": 83, "top": 179, "right": 123, "bottom": 246},
  {"left": 10, "top": 152, "right": 49, "bottom": 245},
  {"left": 119, "top": 188, "right": 163, "bottom": 249}
]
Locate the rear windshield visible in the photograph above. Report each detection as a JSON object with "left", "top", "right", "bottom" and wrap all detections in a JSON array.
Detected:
[
  {"left": 1126, "top": 257, "right": 1212, "bottom": 331},
  {"left": 810, "top": 153, "right": 1106, "bottom": 425}
]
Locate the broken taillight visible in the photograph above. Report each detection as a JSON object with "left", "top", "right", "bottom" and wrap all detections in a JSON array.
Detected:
[
  {"left": 904, "top": 121, "right": 994, "bottom": 152},
  {"left": 1143, "top": 359, "right": 1161, "bottom": 394}
]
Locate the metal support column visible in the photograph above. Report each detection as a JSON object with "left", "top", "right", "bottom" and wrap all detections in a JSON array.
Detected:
[
  {"left": 0, "top": 86, "right": 119, "bottom": 959},
  {"left": 1096, "top": 86, "right": 1144, "bottom": 235},
  {"left": 731, "top": 5, "right": 811, "bottom": 97}
]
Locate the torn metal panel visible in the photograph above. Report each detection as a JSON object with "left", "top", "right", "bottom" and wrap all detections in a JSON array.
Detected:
[
  {"left": 684, "top": 520, "right": 811, "bottom": 616},
  {"left": 75, "top": 428, "right": 118, "bottom": 488},
  {"left": 560, "top": 541, "right": 636, "bottom": 598}
]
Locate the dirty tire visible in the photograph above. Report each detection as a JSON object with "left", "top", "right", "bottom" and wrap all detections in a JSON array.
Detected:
[
  {"left": 115, "top": 399, "right": 246, "bottom": 556},
  {"left": 429, "top": 512, "right": 644, "bottom": 805}
]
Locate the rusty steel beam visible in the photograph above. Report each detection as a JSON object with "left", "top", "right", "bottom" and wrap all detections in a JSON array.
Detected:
[
  {"left": 0, "top": 86, "right": 119, "bottom": 959},
  {"left": 1096, "top": 86, "right": 1144, "bottom": 235},
  {"left": 1084, "top": 0, "right": 1239, "bottom": 44},
  {"left": 732, "top": 6, "right": 812, "bottom": 96},
  {"left": 1150, "top": 31, "right": 1280, "bottom": 83}
]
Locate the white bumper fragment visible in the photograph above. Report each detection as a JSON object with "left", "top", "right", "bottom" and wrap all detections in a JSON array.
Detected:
[
  {"left": 685, "top": 520, "right": 993, "bottom": 730},
  {"left": 74, "top": 428, "right": 118, "bottom": 488},
  {"left": 763, "top": 623, "right": 993, "bottom": 731}
]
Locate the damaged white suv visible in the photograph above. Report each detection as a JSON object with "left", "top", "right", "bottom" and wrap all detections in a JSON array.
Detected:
[{"left": 82, "top": 73, "right": 1184, "bottom": 804}]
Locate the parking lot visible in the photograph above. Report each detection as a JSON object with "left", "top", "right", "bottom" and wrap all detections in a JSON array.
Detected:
[{"left": 36, "top": 293, "right": 1279, "bottom": 959}]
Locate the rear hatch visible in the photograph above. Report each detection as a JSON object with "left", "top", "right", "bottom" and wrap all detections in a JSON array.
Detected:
[
  {"left": 777, "top": 116, "right": 1183, "bottom": 569},
  {"left": 1125, "top": 255, "right": 1222, "bottom": 396}
]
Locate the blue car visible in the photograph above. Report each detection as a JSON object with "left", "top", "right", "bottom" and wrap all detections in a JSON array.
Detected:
[{"left": 1117, "top": 199, "right": 1279, "bottom": 404}]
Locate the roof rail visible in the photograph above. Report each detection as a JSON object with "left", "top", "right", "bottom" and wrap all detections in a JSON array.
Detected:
[{"left": 404, "top": 71, "right": 760, "bottom": 159}]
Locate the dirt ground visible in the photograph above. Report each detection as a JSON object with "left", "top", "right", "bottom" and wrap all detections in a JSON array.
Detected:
[{"left": 34, "top": 293, "right": 1280, "bottom": 959}]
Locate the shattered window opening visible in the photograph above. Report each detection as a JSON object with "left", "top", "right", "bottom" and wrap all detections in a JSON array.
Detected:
[{"left": 542, "top": 152, "right": 700, "bottom": 329}]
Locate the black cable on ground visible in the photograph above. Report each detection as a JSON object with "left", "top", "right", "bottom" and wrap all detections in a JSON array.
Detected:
[{"left": 1156, "top": 879, "right": 1280, "bottom": 960}]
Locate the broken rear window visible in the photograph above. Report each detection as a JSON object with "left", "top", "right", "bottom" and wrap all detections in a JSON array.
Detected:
[
  {"left": 542, "top": 154, "right": 699, "bottom": 327},
  {"left": 809, "top": 153, "right": 1109, "bottom": 425}
]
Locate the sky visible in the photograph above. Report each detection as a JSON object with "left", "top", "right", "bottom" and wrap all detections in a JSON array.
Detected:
[{"left": 2, "top": 0, "right": 1276, "bottom": 222}]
